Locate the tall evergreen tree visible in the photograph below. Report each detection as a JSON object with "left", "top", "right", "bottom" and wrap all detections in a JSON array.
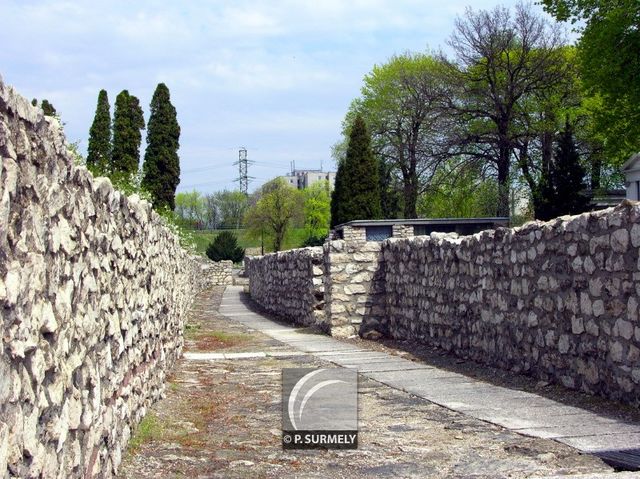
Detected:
[
  {"left": 330, "top": 114, "right": 382, "bottom": 227},
  {"left": 86, "top": 90, "right": 111, "bottom": 174},
  {"left": 533, "top": 121, "right": 589, "bottom": 221},
  {"left": 330, "top": 158, "right": 347, "bottom": 228},
  {"left": 111, "top": 90, "right": 145, "bottom": 177},
  {"left": 533, "top": 164, "right": 557, "bottom": 221},
  {"left": 142, "top": 83, "right": 181, "bottom": 210},
  {"left": 378, "top": 157, "right": 403, "bottom": 219},
  {"left": 553, "top": 122, "right": 589, "bottom": 216}
]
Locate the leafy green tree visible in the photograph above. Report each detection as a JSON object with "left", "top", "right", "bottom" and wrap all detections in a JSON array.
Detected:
[
  {"left": 203, "top": 193, "right": 220, "bottom": 229},
  {"left": 542, "top": 0, "right": 640, "bottom": 165},
  {"left": 511, "top": 46, "right": 586, "bottom": 215},
  {"left": 86, "top": 89, "right": 111, "bottom": 174},
  {"left": 112, "top": 90, "right": 145, "bottom": 178},
  {"left": 206, "top": 231, "right": 245, "bottom": 262},
  {"left": 245, "top": 178, "right": 303, "bottom": 252},
  {"left": 417, "top": 161, "right": 499, "bottom": 218},
  {"left": 303, "top": 181, "right": 331, "bottom": 244},
  {"left": 444, "top": 3, "right": 569, "bottom": 217},
  {"left": 174, "top": 190, "right": 205, "bottom": 229},
  {"left": 41, "top": 99, "right": 57, "bottom": 117},
  {"left": 216, "top": 190, "right": 248, "bottom": 228},
  {"left": 31, "top": 98, "right": 57, "bottom": 117},
  {"left": 343, "top": 53, "right": 449, "bottom": 218},
  {"left": 142, "top": 83, "right": 181, "bottom": 211},
  {"left": 174, "top": 189, "right": 248, "bottom": 229},
  {"left": 330, "top": 114, "right": 382, "bottom": 227}
]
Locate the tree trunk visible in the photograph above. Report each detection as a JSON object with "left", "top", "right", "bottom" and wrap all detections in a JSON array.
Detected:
[
  {"left": 403, "top": 141, "right": 419, "bottom": 219},
  {"left": 590, "top": 156, "right": 602, "bottom": 190},
  {"left": 403, "top": 180, "right": 418, "bottom": 218},
  {"left": 497, "top": 141, "right": 511, "bottom": 218}
]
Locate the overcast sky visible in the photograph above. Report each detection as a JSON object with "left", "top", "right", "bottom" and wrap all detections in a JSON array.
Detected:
[{"left": 0, "top": 0, "right": 559, "bottom": 194}]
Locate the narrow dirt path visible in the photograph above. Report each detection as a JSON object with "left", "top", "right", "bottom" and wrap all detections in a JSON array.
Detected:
[{"left": 118, "top": 286, "right": 612, "bottom": 478}]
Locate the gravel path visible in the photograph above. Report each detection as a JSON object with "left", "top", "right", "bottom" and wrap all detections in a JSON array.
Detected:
[{"left": 119, "top": 286, "right": 613, "bottom": 478}]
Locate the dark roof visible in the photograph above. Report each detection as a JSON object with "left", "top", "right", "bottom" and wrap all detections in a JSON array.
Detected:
[{"left": 335, "top": 217, "right": 510, "bottom": 229}]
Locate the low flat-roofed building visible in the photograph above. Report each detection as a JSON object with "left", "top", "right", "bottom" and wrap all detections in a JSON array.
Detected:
[{"left": 332, "top": 217, "right": 510, "bottom": 242}]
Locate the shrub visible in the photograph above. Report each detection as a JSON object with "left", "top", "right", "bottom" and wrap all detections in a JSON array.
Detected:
[
  {"left": 302, "top": 234, "right": 326, "bottom": 247},
  {"left": 206, "top": 231, "right": 245, "bottom": 262}
]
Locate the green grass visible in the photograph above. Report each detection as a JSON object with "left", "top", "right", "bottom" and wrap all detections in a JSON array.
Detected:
[
  {"left": 207, "top": 331, "right": 252, "bottom": 343},
  {"left": 128, "top": 413, "right": 163, "bottom": 453},
  {"left": 190, "top": 228, "right": 308, "bottom": 256}
]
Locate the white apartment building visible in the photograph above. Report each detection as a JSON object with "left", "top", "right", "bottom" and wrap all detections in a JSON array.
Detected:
[{"left": 281, "top": 169, "right": 336, "bottom": 190}]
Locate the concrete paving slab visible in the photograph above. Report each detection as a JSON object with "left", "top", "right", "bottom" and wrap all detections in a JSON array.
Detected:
[
  {"left": 371, "top": 376, "right": 479, "bottom": 396},
  {"left": 515, "top": 422, "right": 640, "bottom": 439},
  {"left": 314, "top": 352, "right": 386, "bottom": 361},
  {"left": 183, "top": 352, "right": 226, "bottom": 360},
  {"left": 368, "top": 368, "right": 461, "bottom": 382},
  {"left": 351, "top": 362, "right": 437, "bottom": 373},
  {"left": 466, "top": 404, "right": 598, "bottom": 419},
  {"left": 330, "top": 356, "right": 409, "bottom": 366},
  {"left": 220, "top": 286, "right": 640, "bottom": 464},
  {"left": 532, "top": 473, "right": 640, "bottom": 479},
  {"left": 431, "top": 393, "right": 546, "bottom": 412},
  {"left": 184, "top": 351, "right": 308, "bottom": 360},
  {"left": 286, "top": 343, "right": 361, "bottom": 353},
  {"left": 467, "top": 411, "right": 620, "bottom": 431},
  {"left": 558, "top": 433, "right": 640, "bottom": 453}
]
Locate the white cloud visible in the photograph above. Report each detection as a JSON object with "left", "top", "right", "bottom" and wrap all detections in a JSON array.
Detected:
[{"left": 0, "top": 0, "right": 551, "bottom": 194}]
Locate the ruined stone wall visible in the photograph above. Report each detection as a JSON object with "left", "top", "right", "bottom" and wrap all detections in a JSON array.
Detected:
[
  {"left": 0, "top": 77, "right": 216, "bottom": 478},
  {"left": 384, "top": 203, "right": 640, "bottom": 405},
  {"left": 196, "top": 258, "right": 233, "bottom": 286},
  {"left": 245, "top": 247, "right": 325, "bottom": 327},
  {"left": 323, "top": 240, "right": 386, "bottom": 337}
]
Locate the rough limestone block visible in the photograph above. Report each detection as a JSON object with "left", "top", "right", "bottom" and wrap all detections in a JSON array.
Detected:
[{"left": 0, "top": 76, "right": 218, "bottom": 478}]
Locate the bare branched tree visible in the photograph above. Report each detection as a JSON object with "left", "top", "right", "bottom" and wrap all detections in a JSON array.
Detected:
[{"left": 443, "top": 2, "right": 568, "bottom": 216}]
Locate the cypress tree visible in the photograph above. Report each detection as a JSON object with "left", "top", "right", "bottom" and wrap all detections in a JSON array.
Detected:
[
  {"left": 533, "top": 164, "right": 556, "bottom": 221},
  {"left": 142, "top": 83, "right": 181, "bottom": 210},
  {"left": 330, "top": 159, "right": 346, "bottom": 228},
  {"left": 330, "top": 114, "right": 382, "bottom": 227},
  {"left": 553, "top": 121, "right": 589, "bottom": 216},
  {"left": 533, "top": 121, "right": 590, "bottom": 221},
  {"left": 86, "top": 90, "right": 111, "bottom": 174},
  {"left": 111, "top": 90, "right": 145, "bottom": 178}
]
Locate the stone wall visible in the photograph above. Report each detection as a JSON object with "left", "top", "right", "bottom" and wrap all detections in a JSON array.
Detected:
[
  {"left": 245, "top": 247, "right": 325, "bottom": 328},
  {"left": 384, "top": 203, "right": 640, "bottom": 405},
  {"left": 323, "top": 240, "right": 386, "bottom": 337},
  {"left": 246, "top": 202, "right": 640, "bottom": 405},
  {"left": 0, "top": 77, "right": 216, "bottom": 478},
  {"left": 340, "top": 225, "right": 366, "bottom": 242},
  {"left": 197, "top": 258, "right": 233, "bottom": 286}
]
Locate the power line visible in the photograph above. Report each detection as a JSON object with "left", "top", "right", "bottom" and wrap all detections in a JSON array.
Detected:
[
  {"left": 182, "top": 162, "right": 286, "bottom": 174},
  {"left": 178, "top": 178, "right": 234, "bottom": 189}
]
